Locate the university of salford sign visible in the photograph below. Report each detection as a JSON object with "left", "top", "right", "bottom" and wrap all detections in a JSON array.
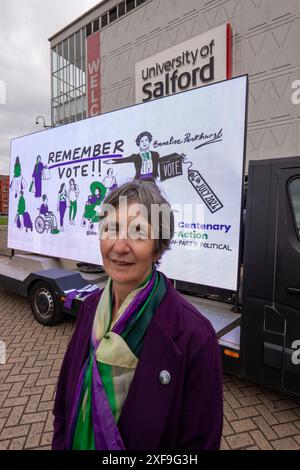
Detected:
[{"left": 135, "top": 23, "right": 232, "bottom": 103}]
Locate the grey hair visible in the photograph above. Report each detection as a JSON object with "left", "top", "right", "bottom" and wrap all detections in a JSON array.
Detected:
[{"left": 99, "top": 180, "right": 174, "bottom": 265}]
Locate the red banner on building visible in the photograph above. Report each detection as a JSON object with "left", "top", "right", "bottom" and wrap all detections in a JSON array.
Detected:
[{"left": 87, "top": 31, "right": 101, "bottom": 117}]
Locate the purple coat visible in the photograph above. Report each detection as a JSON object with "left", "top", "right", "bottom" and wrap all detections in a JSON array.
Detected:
[{"left": 52, "top": 276, "right": 223, "bottom": 450}]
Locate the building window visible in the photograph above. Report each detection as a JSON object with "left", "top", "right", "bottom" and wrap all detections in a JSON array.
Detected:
[
  {"left": 86, "top": 23, "right": 92, "bottom": 37},
  {"left": 51, "top": 26, "right": 87, "bottom": 127},
  {"left": 69, "top": 35, "right": 74, "bottom": 63},
  {"left": 101, "top": 12, "right": 108, "bottom": 28},
  {"left": 109, "top": 7, "right": 118, "bottom": 23},
  {"left": 50, "top": 0, "right": 150, "bottom": 127},
  {"left": 126, "top": 0, "right": 135, "bottom": 13},
  {"left": 289, "top": 178, "right": 300, "bottom": 237},
  {"left": 118, "top": 1, "right": 125, "bottom": 16},
  {"left": 63, "top": 38, "right": 69, "bottom": 61},
  {"left": 93, "top": 19, "right": 99, "bottom": 32}
]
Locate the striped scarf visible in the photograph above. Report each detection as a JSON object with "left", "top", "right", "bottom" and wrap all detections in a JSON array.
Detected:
[{"left": 70, "top": 269, "right": 166, "bottom": 450}]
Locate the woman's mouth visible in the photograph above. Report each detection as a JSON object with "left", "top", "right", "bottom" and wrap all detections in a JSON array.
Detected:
[{"left": 111, "top": 260, "right": 134, "bottom": 267}]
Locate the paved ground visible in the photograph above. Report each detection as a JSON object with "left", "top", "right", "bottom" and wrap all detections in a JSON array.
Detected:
[{"left": 0, "top": 285, "right": 300, "bottom": 450}]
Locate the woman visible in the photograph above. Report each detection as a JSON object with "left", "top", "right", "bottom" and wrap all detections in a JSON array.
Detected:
[
  {"left": 10, "top": 156, "right": 27, "bottom": 198},
  {"left": 68, "top": 179, "right": 80, "bottom": 225},
  {"left": 16, "top": 190, "right": 26, "bottom": 229},
  {"left": 102, "top": 168, "right": 118, "bottom": 193},
  {"left": 40, "top": 195, "right": 59, "bottom": 234},
  {"left": 57, "top": 183, "right": 68, "bottom": 232},
  {"left": 104, "top": 131, "right": 160, "bottom": 183},
  {"left": 31, "top": 155, "right": 45, "bottom": 198},
  {"left": 52, "top": 180, "right": 223, "bottom": 450}
]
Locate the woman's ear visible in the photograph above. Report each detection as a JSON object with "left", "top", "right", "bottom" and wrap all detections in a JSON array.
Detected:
[{"left": 153, "top": 253, "right": 160, "bottom": 266}]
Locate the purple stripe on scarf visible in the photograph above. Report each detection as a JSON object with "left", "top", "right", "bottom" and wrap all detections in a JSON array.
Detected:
[{"left": 92, "top": 355, "right": 125, "bottom": 450}]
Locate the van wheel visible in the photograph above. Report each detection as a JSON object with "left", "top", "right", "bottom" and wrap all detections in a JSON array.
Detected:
[{"left": 29, "top": 281, "right": 64, "bottom": 326}]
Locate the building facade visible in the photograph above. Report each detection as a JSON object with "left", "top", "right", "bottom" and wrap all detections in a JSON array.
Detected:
[
  {"left": 49, "top": 0, "right": 300, "bottom": 166},
  {"left": 0, "top": 176, "right": 9, "bottom": 215}
]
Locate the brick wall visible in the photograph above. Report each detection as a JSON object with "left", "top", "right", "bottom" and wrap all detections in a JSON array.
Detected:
[{"left": 0, "top": 175, "right": 9, "bottom": 215}]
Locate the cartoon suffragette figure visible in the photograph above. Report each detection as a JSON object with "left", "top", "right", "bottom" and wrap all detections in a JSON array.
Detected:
[
  {"left": 81, "top": 181, "right": 106, "bottom": 232},
  {"left": 57, "top": 183, "right": 68, "bottom": 232},
  {"left": 105, "top": 131, "right": 160, "bottom": 183},
  {"left": 68, "top": 178, "right": 80, "bottom": 225},
  {"left": 35, "top": 195, "right": 59, "bottom": 235},
  {"left": 30, "top": 155, "right": 47, "bottom": 198},
  {"left": 102, "top": 168, "right": 118, "bottom": 193},
  {"left": 10, "top": 157, "right": 27, "bottom": 198},
  {"left": 16, "top": 191, "right": 33, "bottom": 232},
  {"left": 16, "top": 191, "right": 26, "bottom": 229}
]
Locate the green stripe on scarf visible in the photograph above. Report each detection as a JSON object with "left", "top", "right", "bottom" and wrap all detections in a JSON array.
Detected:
[
  {"left": 72, "top": 357, "right": 95, "bottom": 450},
  {"left": 123, "top": 273, "right": 165, "bottom": 357}
]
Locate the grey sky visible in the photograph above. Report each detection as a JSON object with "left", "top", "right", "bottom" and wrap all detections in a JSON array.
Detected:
[{"left": 0, "top": 0, "right": 101, "bottom": 175}]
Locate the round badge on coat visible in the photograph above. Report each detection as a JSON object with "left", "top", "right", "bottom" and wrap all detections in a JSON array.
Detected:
[{"left": 159, "top": 370, "right": 171, "bottom": 385}]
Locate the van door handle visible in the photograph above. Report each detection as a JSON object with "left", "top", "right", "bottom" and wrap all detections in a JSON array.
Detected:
[{"left": 287, "top": 287, "right": 300, "bottom": 295}]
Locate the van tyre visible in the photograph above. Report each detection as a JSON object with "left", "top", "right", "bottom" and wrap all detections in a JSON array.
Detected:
[{"left": 30, "top": 281, "right": 64, "bottom": 326}]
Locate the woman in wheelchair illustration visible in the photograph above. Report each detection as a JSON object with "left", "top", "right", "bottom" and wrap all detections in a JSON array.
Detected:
[
  {"left": 81, "top": 181, "right": 107, "bottom": 232},
  {"left": 35, "top": 195, "right": 60, "bottom": 235}
]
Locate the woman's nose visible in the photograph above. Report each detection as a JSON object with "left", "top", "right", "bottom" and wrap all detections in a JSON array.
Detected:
[{"left": 113, "top": 238, "right": 130, "bottom": 254}]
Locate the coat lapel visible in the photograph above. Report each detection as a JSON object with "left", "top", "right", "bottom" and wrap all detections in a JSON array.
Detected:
[{"left": 118, "top": 281, "right": 184, "bottom": 449}]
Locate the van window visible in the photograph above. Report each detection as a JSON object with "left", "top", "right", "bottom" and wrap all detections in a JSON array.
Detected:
[{"left": 289, "top": 178, "right": 300, "bottom": 236}]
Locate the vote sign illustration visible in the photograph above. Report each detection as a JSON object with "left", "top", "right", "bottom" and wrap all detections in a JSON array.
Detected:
[{"left": 8, "top": 76, "right": 247, "bottom": 291}]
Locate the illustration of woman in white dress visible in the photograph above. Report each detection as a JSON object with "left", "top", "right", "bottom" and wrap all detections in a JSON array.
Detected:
[{"left": 10, "top": 157, "right": 27, "bottom": 198}]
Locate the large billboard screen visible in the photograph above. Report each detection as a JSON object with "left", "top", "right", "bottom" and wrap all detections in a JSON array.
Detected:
[{"left": 8, "top": 76, "right": 247, "bottom": 291}]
